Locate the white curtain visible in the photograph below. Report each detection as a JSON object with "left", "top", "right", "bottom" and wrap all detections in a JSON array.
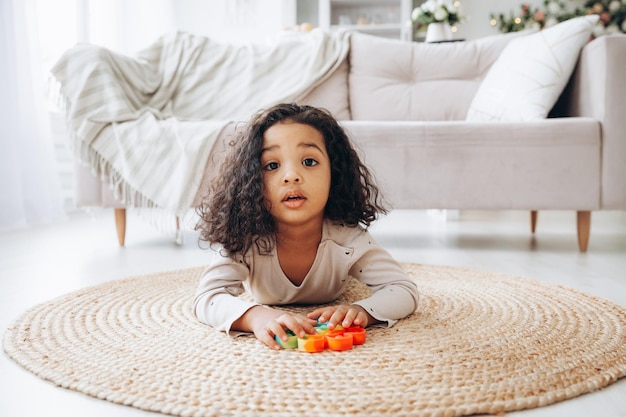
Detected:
[
  {"left": 0, "top": 0, "right": 65, "bottom": 232},
  {"left": 89, "top": 0, "right": 176, "bottom": 55}
]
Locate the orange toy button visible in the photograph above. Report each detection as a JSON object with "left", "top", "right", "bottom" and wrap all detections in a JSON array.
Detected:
[
  {"left": 297, "top": 334, "right": 325, "bottom": 353},
  {"left": 345, "top": 326, "right": 366, "bottom": 345},
  {"left": 323, "top": 328, "right": 345, "bottom": 348},
  {"left": 326, "top": 333, "right": 353, "bottom": 351}
]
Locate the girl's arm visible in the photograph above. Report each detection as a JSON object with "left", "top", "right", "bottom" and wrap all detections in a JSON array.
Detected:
[
  {"left": 194, "top": 252, "right": 317, "bottom": 348},
  {"left": 309, "top": 233, "right": 418, "bottom": 329},
  {"left": 350, "top": 240, "right": 419, "bottom": 326},
  {"left": 193, "top": 255, "right": 259, "bottom": 333}
]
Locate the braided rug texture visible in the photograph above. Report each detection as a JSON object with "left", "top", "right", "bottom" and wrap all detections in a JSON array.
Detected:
[{"left": 4, "top": 263, "right": 626, "bottom": 417}]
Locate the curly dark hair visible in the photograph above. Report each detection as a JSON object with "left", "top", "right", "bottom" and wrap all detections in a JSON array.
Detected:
[{"left": 195, "top": 103, "right": 387, "bottom": 255}]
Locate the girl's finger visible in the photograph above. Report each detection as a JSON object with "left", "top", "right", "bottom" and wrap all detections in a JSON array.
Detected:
[
  {"left": 307, "top": 309, "right": 323, "bottom": 320},
  {"left": 341, "top": 308, "right": 359, "bottom": 328},
  {"left": 258, "top": 329, "right": 282, "bottom": 350},
  {"left": 327, "top": 308, "right": 348, "bottom": 329},
  {"left": 268, "top": 321, "right": 289, "bottom": 342},
  {"left": 352, "top": 309, "right": 365, "bottom": 327},
  {"left": 309, "top": 308, "right": 333, "bottom": 323},
  {"left": 277, "top": 314, "right": 309, "bottom": 338},
  {"left": 300, "top": 317, "right": 319, "bottom": 334}
]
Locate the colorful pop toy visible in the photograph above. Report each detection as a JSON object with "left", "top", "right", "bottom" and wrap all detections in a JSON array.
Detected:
[{"left": 274, "top": 320, "right": 367, "bottom": 353}]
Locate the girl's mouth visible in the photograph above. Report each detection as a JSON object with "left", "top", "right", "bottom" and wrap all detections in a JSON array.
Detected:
[
  {"left": 282, "top": 190, "right": 305, "bottom": 201},
  {"left": 282, "top": 192, "right": 306, "bottom": 208}
]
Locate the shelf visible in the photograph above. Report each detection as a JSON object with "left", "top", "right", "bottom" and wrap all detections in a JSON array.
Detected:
[
  {"left": 303, "top": 0, "right": 412, "bottom": 41},
  {"left": 331, "top": 23, "right": 403, "bottom": 31},
  {"left": 331, "top": 0, "right": 399, "bottom": 5}
]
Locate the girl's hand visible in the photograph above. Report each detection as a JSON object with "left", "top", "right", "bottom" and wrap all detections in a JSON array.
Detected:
[
  {"left": 242, "top": 306, "right": 318, "bottom": 350},
  {"left": 307, "top": 304, "right": 379, "bottom": 330}
]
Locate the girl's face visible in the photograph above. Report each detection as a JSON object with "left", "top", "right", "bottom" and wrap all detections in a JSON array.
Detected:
[{"left": 260, "top": 121, "right": 331, "bottom": 231}]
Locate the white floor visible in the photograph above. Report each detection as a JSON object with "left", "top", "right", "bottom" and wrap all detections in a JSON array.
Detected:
[{"left": 1, "top": 208, "right": 625, "bottom": 417}]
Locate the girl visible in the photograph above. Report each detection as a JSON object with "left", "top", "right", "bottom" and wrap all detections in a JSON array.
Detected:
[{"left": 194, "top": 103, "right": 418, "bottom": 350}]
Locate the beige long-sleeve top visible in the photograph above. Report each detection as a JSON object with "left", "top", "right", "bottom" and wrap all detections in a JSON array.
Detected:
[{"left": 193, "top": 221, "right": 419, "bottom": 334}]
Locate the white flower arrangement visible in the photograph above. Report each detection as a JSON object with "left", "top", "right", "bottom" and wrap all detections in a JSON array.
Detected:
[{"left": 412, "top": 0, "right": 465, "bottom": 28}]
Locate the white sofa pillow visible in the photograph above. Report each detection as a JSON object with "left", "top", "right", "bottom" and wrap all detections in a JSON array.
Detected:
[
  {"left": 466, "top": 15, "right": 599, "bottom": 122},
  {"left": 349, "top": 31, "right": 533, "bottom": 121}
]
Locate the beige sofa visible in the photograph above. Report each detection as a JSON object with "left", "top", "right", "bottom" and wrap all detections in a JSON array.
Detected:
[{"left": 74, "top": 31, "right": 626, "bottom": 251}]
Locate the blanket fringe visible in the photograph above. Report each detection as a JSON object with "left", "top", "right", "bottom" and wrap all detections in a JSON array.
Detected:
[
  {"left": 69, "top": 129, "right": 190, "bottom": 238},
  {"left": 47, "top": 75, "right": 66, "bottom": 113},
  {"left": 49, "top": 76, "right": 197, "bottom": 240}
]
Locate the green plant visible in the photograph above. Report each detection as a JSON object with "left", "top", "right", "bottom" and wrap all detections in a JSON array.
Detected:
[
  {"left": 582, "top": 0, "right": 626, "bottom": 34},
  {"left": 489, "top": 1, "right": 575, "bottom": 33},
  {"left": 490, "top": 0, "right": 626, "bottom": 35}
]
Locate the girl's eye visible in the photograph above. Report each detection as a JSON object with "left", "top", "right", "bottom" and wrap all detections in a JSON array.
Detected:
[
  {"left": 264, "top": 162, "right": 279, "bottom": 171},
  {"left": 303, "top": 158, "right": 318, "bottom": 167}
]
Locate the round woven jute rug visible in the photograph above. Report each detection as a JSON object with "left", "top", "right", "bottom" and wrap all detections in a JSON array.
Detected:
[{"left": 4, "top": 263, "right": 626, "bottom": 417}]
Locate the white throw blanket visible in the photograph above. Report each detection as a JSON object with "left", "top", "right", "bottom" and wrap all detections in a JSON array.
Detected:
[{"left": 51, "top": 30, "right": 351, "bottom": 213}]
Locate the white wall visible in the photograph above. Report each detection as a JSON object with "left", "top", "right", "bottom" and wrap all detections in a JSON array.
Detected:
[
  {"left": 76, "top": 0, "right": 295, "bottom": 56},
  {"left": 170, "top": 0, "right": 294, "bottom": 45}
]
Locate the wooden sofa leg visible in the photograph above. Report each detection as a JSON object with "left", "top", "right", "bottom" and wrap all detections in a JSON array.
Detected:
[
  {"left": 175, "top": 216, "right": 183, "bottom": 245},
  {"left": 576, "top": 210, "right": 591, "bottom": 253},
  {"left": 530, "top": 210, "right": 538, "bottom": 233},
  {"left": 114, "top": 208, "right": 126, "bottom": 247}
]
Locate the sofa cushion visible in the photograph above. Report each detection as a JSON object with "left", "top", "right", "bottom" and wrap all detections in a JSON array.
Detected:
[
  {"left": 299, "top": 58, "right": 351, "bottom": 120},
  {"left": 348, "top": 31, "right": 532, "bottom": 121},
  {"left": 341, "top": 118, "right": 600, "bottom": 210},
  {"left": 466, "top": 15, "right": 598, "bottom": 122}
]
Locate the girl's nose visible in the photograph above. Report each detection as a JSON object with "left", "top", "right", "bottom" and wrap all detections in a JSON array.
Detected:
[
  {"left": 283, "top": 175, "right": 301, "bottom": 184},
  {"left": 282, "top": 168, "right": 301, "bottom": 184}
]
